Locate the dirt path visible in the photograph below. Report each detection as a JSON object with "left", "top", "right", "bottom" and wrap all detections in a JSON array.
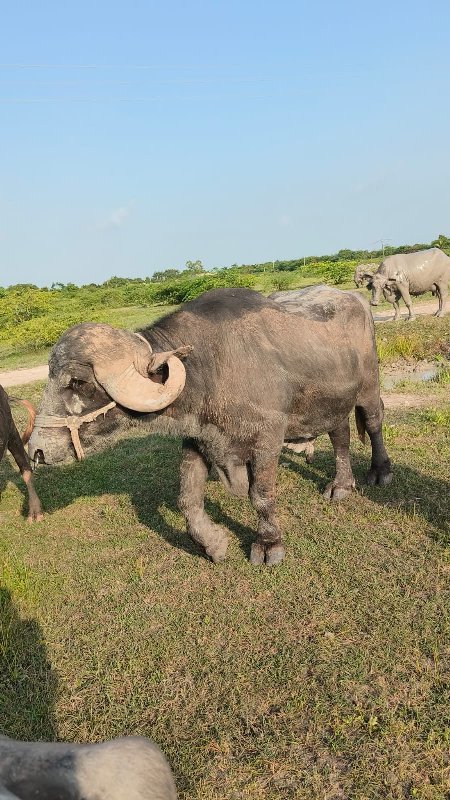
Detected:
[
  {"left": 0, "top": 364, "right": 48, "bottom": 388},
  {"left": 372, "top": 299, "right": 438, "bottom": 321},
  {"left": 382, "top": 392, "right": 438, "bottom": 410}
]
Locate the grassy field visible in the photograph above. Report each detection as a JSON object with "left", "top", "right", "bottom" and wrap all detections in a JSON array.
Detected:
[{"left": 1, "top": 317, "right": 449, "bottom": 799}]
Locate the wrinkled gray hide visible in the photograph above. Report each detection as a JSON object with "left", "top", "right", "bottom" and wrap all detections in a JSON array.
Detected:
[
  {"left": 0, "top": 736, "right": 177, "bottom": 800},
  {"left": 369, "top": 248, "right": 450, "bottom": 319}
]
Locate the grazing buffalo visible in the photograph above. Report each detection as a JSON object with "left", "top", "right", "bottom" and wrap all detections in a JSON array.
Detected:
[
  {"left": 29, "top": 287, "right": 391, "bottom": 565},
  {"left": 0, "top": 386, "right": 42, "bottom": 521},
  {"left": 0, "top": 736, "right": 177, "bottom": 800},
  {"left": 368, "top": 248, "right": 450, "bottom": 319},
  {"left": 354, "top": 264, "right": 403, "bottom": 320}
]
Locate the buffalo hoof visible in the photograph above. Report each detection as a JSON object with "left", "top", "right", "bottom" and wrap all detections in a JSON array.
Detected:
[
  {"left": 250, "top": 541, "right": 285, "bottom": 566},
  {"left": 323, "top": 480, "right": 355, "bottom": 502},
  {"left": 27, "top": 502, "right": 43, "bottom": 523},
  {"left": 27, "top": 512, "right": 44, "bottom": 523},
  {"left": 204, "top": 526, "right": 229, "bottom": 563},
  {"left": 366, "top": 465, "right": 393, "bottom": 487}
]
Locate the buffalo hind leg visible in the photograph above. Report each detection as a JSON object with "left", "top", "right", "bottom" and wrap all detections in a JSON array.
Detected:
[
  {"left": 357, "top": 406, "right": 393, "bottom": 486},
  {"left": 435, "top": 281, "right": 448, "bottom": 317},
  {"left": 178, "top": 439, "right": 228, "bottom": 563},
  {"left": 8, "top": 423, "right": 43, "bottom": 522},
  {"left": 249, "top": 453, "right": 285, "bottom": 566},
  {"left": 323, "top": 419, "right": 355, "bottom": 501}
]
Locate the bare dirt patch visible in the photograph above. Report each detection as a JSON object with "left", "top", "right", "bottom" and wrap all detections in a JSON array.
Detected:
[
  {"left": 382, "top": 392, "right": 438, "bottom": 410},
  {"left": 0, "top": 365, "right": 48, "bottom": 388}
]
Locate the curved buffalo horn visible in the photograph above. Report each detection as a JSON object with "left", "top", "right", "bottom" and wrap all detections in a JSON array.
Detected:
[
  {"left": 96, "top": 354, "right": 186, "bottom": 412},
  {"left": 70, "top": 323, "right": 188, "bottom": 412}
]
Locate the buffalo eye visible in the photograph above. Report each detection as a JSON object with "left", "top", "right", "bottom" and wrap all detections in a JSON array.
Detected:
[{"left": 69, "top": 378, "right": 96, "bottom": 398}]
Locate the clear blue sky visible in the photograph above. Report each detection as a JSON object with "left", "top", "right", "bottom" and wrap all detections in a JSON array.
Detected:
[{"left": 1, "top": 0, "right": 450, "bottom": 287}]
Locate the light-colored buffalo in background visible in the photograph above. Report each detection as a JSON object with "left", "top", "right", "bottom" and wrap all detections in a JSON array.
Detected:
[
  {"left": 356, "top": 248, "right": 450, "bottom": 320},
  {"left": 353, "top": 263, "right": 403, "bottom": 320},
  {"left": 0, "top": 735, "right": 177, "bottom": 800}
]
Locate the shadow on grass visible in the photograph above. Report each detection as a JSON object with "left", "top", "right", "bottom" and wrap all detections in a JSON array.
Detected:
[
  {"left": 281, "top": 448, "right": 449, "bottom": 543},
  {"left": 0, "top": 587, "right": 57, "bottom": 740},
  {"left": 10, "top": 432, "right": 446, "bottom": 559}
]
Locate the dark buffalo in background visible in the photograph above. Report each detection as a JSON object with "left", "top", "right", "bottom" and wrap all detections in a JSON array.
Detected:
[
  {"left": 0, "top": 386, "right": 42, "bottom": 522},
  {"left": 29, "top": 287, "right": 392, "bottom": 565},
  {"left": 0, "top": 735, "right": 177, "bottom": 800}
]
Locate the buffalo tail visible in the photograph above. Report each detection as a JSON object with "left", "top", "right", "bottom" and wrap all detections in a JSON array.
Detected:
[{"left": 8, "top": 397, "right": 37, "bottom": 444}]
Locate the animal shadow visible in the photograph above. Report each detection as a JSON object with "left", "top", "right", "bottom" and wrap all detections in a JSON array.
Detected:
[
  {"left": 0, "top": 587, "right": 57, "bottom": 740},
  {"left": 282, "top": 447, "right": 449, "bottom": 542},
  {"left": 26, "top": 432, "right": 450, "bottom": 559}
]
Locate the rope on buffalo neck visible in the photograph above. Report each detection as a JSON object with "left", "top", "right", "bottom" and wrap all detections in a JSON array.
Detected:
[{"left": 33, "top": 401, "right": 116, "bottom": 461}]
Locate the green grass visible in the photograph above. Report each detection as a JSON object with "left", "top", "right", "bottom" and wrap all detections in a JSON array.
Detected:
[{"left": 1, "top": 377, "right": 449, "bottom": 799}]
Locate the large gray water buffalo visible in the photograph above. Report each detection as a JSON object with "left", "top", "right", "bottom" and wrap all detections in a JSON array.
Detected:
[
  {"left": 368, "top": 248, "right": 450, "bottom": 319},
  {"left": 0, "top": 386, "right": 42, "bottom": 521},
  {"left": 29, "top": 286, "right": 392, "bottom": 565},
  {"left": 0, "top": 735, "right": 177, "bottom": 800}
]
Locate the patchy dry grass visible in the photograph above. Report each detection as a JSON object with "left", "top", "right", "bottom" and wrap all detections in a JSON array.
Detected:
[
  {"left": 1, "top": 376, "right": 449, "bottom": 799},
  {"left": 376, "top": 314, "right": 450, "bottom": 365}
]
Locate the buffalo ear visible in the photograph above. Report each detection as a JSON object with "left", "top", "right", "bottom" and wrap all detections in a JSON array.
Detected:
[{"left": 147, "top": 345, "right": 193, "bottom": 374}]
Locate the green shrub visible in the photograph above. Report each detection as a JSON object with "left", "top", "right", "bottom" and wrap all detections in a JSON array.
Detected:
[
  {"left": 153, "top": 271, "right": 255, "bottom": 304},
  {"left": 0, "top": 289, "right": 53, "bottom": 326},
  {"left": 270, "top": 273, "right": 292, "bottom": 292}
]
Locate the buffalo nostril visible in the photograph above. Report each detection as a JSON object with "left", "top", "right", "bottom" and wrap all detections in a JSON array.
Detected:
[{"left": 33, "top": 449, "right": 45, "bottom": 467}]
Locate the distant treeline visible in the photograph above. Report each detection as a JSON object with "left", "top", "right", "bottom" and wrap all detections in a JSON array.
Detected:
[
  {"left": 0, "top": 233, "right": 449, "bottom": 353},
  {"left": 1, "top": 233, "right": 449, "bottom": 293}
]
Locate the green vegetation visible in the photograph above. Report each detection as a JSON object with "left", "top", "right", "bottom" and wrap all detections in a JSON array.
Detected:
[
  {"left": 2, "top": 233, "right": 449, "bottom": 370},
  {"left": 1, "top": 378, "right": 449, "bottom": 799}
]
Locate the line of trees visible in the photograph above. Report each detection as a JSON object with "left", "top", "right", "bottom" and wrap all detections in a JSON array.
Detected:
[{"left": 1, "top": 234, "right": 449, "bottom": 295}]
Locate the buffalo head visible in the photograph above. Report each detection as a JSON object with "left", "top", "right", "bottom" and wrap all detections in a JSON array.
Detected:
[
  {"left": 353, "top": 265, "right": 375, "bottom": 288},
  {"left": 29, "top": 323, "right": 188, "bottom": 466},
  {"left": 369, "top": 272, "right": 390, "bottom": 306}
]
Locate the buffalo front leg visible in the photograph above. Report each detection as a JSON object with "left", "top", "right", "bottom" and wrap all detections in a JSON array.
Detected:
[
  {"left": 8, "top": 424, "right": 43, "bottom": 522},
  {"left": 249, "top": 453, "right": 285, "bottom": 566},
  {"left": 396, "top": 283, "right": 415, "bottom": 320},
  {"left": 323, "top": 419, "right": 355, "bottom": 501},
  {"left": 178, "top": 439, "right": 228, "bottom": 563}
]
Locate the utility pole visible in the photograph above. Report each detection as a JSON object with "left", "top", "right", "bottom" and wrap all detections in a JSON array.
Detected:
[{"left": 372, "top": 238, "right": 392, "bottom": 258}]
